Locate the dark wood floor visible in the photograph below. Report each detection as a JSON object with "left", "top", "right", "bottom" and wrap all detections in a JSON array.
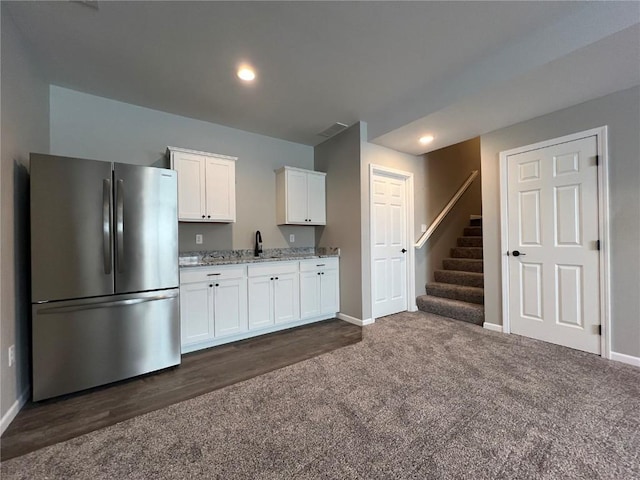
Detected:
[{"left": 1, "top": 319, "right": 361, "bottom": 461}]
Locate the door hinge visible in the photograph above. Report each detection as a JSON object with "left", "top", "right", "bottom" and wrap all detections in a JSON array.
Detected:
[
  {"left": 598, "top": 325, "right": 602, "bottom": 336},
  {"left": 595, "top": 155, "right": 599, "bottom": 166},
  {"left": 596, "top": 240, "right": 601, "bottom": 251}
]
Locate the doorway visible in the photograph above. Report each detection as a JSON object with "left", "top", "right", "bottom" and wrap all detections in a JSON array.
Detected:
[
  {"left": 500, "top": 127, "right": 610, "bottom": 356},
  {"left": 370, "top": 165, "right": 415, "bottom": 319}
]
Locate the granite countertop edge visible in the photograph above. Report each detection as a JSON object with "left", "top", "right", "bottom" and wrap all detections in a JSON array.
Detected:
[
  {"left": 179, "top": 247, "right": 340, "bottom": 268},
  {"left": 180, "top": 254, "right": 339, "bottom": 268}
]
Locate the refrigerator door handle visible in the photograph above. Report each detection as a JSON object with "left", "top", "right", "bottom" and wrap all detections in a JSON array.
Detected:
[
  {"left": 116, "top": 178, "right": 124, "bottom": 273},
  {"left": 102, "top": 178, "right": 113, "bottom": 274},
  {"left": 37, "top": 291, "right": 179, "bottom": 314}
]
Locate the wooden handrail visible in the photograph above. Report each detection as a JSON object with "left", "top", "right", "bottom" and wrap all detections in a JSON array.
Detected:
[{"left": 415, "top": 170, "right": 479, "bottom": 249}]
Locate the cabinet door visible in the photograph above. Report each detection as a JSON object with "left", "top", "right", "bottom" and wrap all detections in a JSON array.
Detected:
[
  {"left": 248, "top": 276, "right": 274, "bottom": 330},
  {"left": 286, "top": 169, "right": 308, "bottom": 223},
  {"left": 205, "top": 157, "right": 235, "bottom": 222},
  {"left": 274, "top": 272, "right": 300, "bottom": 324},
  {"left": 180, "top": 282, "right": 214, "bottom": 346},
  {"left": 174, "top": 152, "right": 206, "bottom": 221},
  {"left": 299, "top": 271, "right": 321, "bottom": 319},
  {"left": 214, "top": 278, "right": 248, "bottom": 337},
  {"left": 320, "top": 269, "right": 339, "bottom": 314},
  {"left": 307, "top": 172, "right": 326, "bottom": 225}
]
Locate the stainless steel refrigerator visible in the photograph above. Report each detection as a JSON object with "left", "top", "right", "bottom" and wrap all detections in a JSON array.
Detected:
[{"left": 30, "top": 154, "right": 180, "bottom": 401}]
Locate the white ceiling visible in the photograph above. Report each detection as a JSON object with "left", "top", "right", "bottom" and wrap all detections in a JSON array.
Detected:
[{"left": 5, "top": 1, "right": 640, "bottom": 155}]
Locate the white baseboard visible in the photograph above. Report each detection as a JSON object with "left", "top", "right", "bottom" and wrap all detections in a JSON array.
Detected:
[
  {"left": 483, "top": 322, "right": 503, "bottom": 333},
  {"left": 1, "top": 388, "right": 29, "bottom": 435},
  {"left": 610, "top": 351, "right": 640, "bottom": 368},
  {"left": 337, "top": 313, "right": 374, "bottom": 327}
]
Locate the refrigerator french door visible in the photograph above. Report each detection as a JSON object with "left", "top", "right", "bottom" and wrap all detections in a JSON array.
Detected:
[{"left": 30, "top": 154, "right": 180, "bottom": 401}]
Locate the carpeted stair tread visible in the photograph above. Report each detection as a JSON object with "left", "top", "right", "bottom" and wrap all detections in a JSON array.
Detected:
[
  {"left": 434, "top": 270, "right": 484, "bottom": 288},
  {"left": 463, "top": 226, "right": 482, "bottom": 236},
  {"left": 469, "top": 218, "right": 482, "bottom": 227},
  {"left": 416, "top": 295, "right": 484, "bottom": 325},
  {"left": 457, "top": 236, "right": 483, "bottom": 247},
  {"left": 442, "top": 258, "right": 483, "bottom": 273},
  {"left": 426, "top": 282, "right": 484, "bottom": 305},
  {"left": 451, "top": 246, "right": 483, "bottom": 259}
]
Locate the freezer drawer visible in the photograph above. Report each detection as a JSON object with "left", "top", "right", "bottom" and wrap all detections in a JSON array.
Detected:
[{"left": 32, "top": 289, "right": 180, "bottom": 401}]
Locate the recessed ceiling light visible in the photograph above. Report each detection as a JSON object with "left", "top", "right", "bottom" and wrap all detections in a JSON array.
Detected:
[
  {"left": 419, "top": 135, "right": 435, "bottom": 145},
  {"left": 237, "top": 67, "right": 256, "bottom": 82}
]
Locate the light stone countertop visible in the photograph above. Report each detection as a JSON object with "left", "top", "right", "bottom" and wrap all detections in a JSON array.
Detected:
[{"left": 179, "top": 247, "right": 340, "bottom": 268}]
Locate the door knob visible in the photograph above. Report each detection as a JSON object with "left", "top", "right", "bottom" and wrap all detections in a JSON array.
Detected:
[
  {"left": 511, "top": 250, "right": 526, "bottom": 257},
  {"left": 401, "top": 248, "right": 407, "bottom": 253}
]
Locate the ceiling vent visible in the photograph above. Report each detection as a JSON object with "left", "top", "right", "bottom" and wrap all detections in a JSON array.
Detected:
[{"left": 317, "top": 122, "right": 349, "bottom": 138}]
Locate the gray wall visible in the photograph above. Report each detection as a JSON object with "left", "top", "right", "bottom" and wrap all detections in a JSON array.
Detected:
[
  {"left": 315, "top": 122, "right": 424, "bottom": 322},
  {"left": 1, "top": 9, "right": 50, "bottom": 421},
  {"left": 481, "top": 86, "right": 640, "bottom": 357},
  {"left": 315, "top": 123, "right": 363, "bottom": 320},
  {"left": 423, "top": 138, "right": 482, "bottom": 284},
  {"left": 363, "top": 139, "right": 425, "bottom": 315},
  {"left": 49, "top": 86, "right": 315, "bottom": 252}
]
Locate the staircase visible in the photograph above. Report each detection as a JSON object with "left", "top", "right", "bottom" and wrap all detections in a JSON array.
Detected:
[{"left": 417, "top": 218, "right": 484, "bottom": 325}]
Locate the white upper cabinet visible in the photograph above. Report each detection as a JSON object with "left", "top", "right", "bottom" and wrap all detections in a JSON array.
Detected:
[
  {"left": 276, "top": 166, "right": 326, "bottom": 225},
  {"left": 168, "top": 146, "right": 236, "bottom": 222}
]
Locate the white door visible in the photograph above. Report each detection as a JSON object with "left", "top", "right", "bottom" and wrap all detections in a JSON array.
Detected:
[
  {"left": 180, "top": 282, "right": 214, "bottom": 346},
  {"left": 507, "top": 135, "right": 600, "bottom": 353},
  {"left": 320, "top": 268, "right": 339, "bottom": 314},
  {"left": 248, "top": 276, "right": 274, "bottom": 330},
  {"left": 274, "top": 272, "right": 299, "bottom": 324},
  {"left": 372, "top": 172, "right": 408, "bottom": 318},
  {"left": 174, "top": 152, "right": 206, "bottom": 221},
  {"left": 300, "top": 271, "right": 321, "bottom": 319},
  {"left": 205, "top": 157, "right": 235, "bottom": 222},
  {"left": 306, "top": 172, "right": 326, "bottom": 224},
  {"left": 286, "top": 169, "right": 308, "bottom": 223},
  {"left": 213, "top": 278, "right": 248, "bottom": 337}
]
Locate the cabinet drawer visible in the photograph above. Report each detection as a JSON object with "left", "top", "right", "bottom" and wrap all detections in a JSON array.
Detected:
[
  {"left": 248, "top": 261, "right": 298, "bottom": 277},
  {"left": 180, "top": 265, "right": 246, "bottom": 284},
  {"left": 299, "top": 257, "right": 338, "bottom": 272}
]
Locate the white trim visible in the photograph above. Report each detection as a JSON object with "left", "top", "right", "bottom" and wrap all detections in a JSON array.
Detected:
[
  {"left": 483, "top": 322, "right": 504, "bottom": 333},
  {"left": 338, "top": 312, "right": 374, "bottom": 327},
  {"left": 610, "top": 351, "right": 640, "bottom": 368},
  {"left": 499, "top": 127, "right": 611, "bottom": 358},
  {"left": 166, "top": 146, "right": 237, "bottom": 162},
  {"left": 369, "top": 164, "right": 417, "bottom": 317},
  {"left": 1, "top": 388, "right": 29, "bottom": 435}
]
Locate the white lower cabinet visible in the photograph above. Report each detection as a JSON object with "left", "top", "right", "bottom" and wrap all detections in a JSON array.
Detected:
[
  {"left": 179, "top": 265, "right": 247, "bottom": 351},
  {"left": 299, "top": 258, "right": 339, "bottom": 319},
  {"left": 180, "top": 258, "right": 338, "bottom": 353},
  {"left": 214, "top": 277, "right": 248, "bottom": 337},
  {"left": 180, "top": 281, "right": 214, "bottom": 346},
  {"left": 248, "top": 262, "right": 299, "bottom": 329}
]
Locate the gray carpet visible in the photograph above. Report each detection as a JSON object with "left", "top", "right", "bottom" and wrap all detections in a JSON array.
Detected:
[{"left": 2, "top": 311, "right": 639, "bottom": 479}]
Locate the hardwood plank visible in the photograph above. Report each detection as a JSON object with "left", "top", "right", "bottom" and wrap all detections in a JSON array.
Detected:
[{"left": 1, "top": 319, "right": 361, "bottom": 461}]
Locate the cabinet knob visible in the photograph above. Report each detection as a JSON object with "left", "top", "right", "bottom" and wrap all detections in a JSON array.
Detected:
[
  {"left": 215, "top": 283, "right": 219, "bottom": 287},
  {"left": 321, "top": 272, "right": 324, "bottom": 275},
  {"left": 202, "top": 215, "right": 205, "bottom": 219},
  {"left": 317, "top": 272, "right": 320, "bottom": 275},
  {"left": 275, "top": 277, "right": 279, "bottom": 280},
  {"left": 270, "top": 277, "right": 274, "bottom": 280},
  {"left": 208, "top": 215, "right": 211, "bottom": 218},
  {"left": 209, "top": 284, "right": 213, "bottom": 287}
]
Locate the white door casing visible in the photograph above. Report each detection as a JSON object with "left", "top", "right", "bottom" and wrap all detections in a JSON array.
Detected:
[
  {"left": 500, "top": 127, "right": 610, "bottom": 357},
  {"left": 370, "top": 165, "right": 416, "bottom": 319}
]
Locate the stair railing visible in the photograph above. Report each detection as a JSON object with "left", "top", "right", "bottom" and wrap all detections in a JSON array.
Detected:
[{"left": 415, "top": 170, "right": 479, "bottom": 249}]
